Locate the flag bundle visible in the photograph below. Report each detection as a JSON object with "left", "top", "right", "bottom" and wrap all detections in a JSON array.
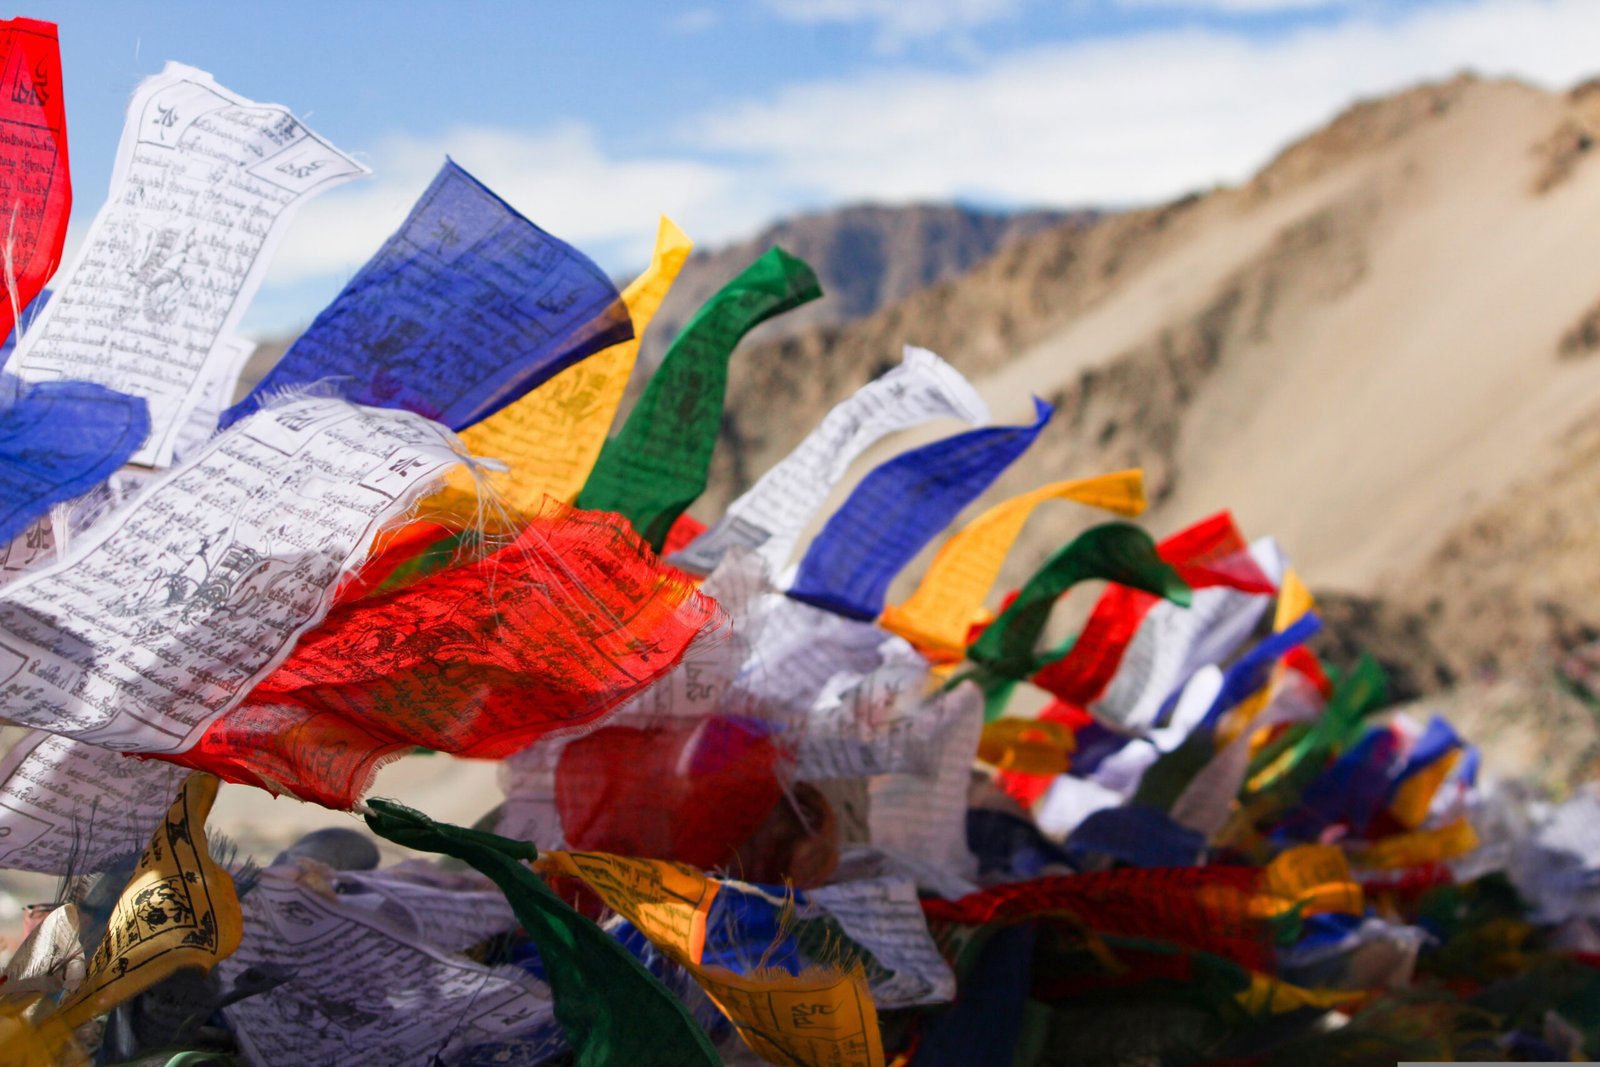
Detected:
[{"left": 0, "top": 23, "right": 1597, "bottom": 1067}]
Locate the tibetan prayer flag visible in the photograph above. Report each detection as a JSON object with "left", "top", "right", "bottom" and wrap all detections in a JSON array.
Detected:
[
  {"left": 554, "top": 716, "right": 786, "bottom": 872},
  {"left": 966, "top": 522, "right": 1191, "bottom": 682},
  {"left": 58, "top": 774, "right": 241, "bottom": 1028},
  {"left": 922, "top": 866, "right": 1273, "bottom": 973},
  {"left": 226, "top": 159, "right": 631, "bottom": 432},
  {"left": 0, "top": 19, "right": 68, "bottom": 348},
  {"left": 0, "top": 398, "right": 466, "bottom": 754},
  {"left": 364, "top": 800, "right": 721, "bottom": 1067},
  {"left": 540, "top": 849, "right": 887, "bottom": 1067},
  {"left": 1197, "top": 611, "right": 1323, "bottom": 729},
  {"left": 880, "top": 469, "right": 1146, "bottom": 659},
  {"left": 789, "top": 397, "right": 1054, "bottom": 622},
  {"left": 1031, "top": 514, "right": 1275, "bottom": 730},
  {"left": 166, "top": 502, "right": 723, "bottom": 808},
  {"left": 1386, "top": 716, "right": 1463, "bottom": 830},
  {"left": 1246, "top": 655, "right": 1389, "bottom": 802},
  {"left": 577, "top": 246, "right": 821, "bottom": 549},
  {"left": 457, "top": 216, "right": 693, "bottom": 510},
  {"left": 671, "top": 345, "right": 989, "bottom": 575},
  {"left": 0, "top": 378, "right": 148, "bottom": 544},
  {"left": 15, "top": 64, "right": 366, "bottom": 467},
  {"left": 1272, "top": 725, "right": 1404, "bottom": 843}
]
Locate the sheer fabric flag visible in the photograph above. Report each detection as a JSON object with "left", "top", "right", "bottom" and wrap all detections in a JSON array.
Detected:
[
  {"left": 364, "top": 801, "right": 721, "bottom": 1067},
  {"left": 788, "top": 397, "right": 1054, "bottom": 622},
  {"left": 57, "top": 773, "right": 241, "bottom": 1028},
  {"left": 0, "top": 398, "right": 466, "bottom": 752},
  {"left": 227, "top": 159, "right": 631, "bottom": 432},
  {"left": 168, "top": 502, "right": 724, "bottom": 808},
  {"left": 577, "top": 246, "right": 822, "bottom": 549},
  {"left": 456, "top": 216, "right": 692, "bottom": 510},
  {"left": 220, "top": 861, "right": 561, "bottom": 1065},
  {"left": 922, "top": 866, "right": 1273, "bottom": 973},
  {"left": 13, "top": 63, "right": 367, "bottom": 467},
  {"left": 966, "top": 522, "right": 1191, "bottom": 682},
  {"left": 0, "top": 19, "right": 69, "bottom": 347},
  {"left": 0, "top": 729, "right": 187, "bottom": 874},
  {"left": 880, "top": 470, "right": 1146, "bottom": 659},
  {"left": 0, "top": 378, "right": 148, "bottom": 544},
  {"left": 670, "top": 345, "right": 989, "bottom": 575},
  {"left": 539, "top": 849, "right": 888, "bottom": 1067}
]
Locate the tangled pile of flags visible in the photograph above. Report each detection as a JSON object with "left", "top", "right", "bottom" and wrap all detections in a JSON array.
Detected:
[{"left": 0, "top": 17, "right": 1597, "bottom": 1066}]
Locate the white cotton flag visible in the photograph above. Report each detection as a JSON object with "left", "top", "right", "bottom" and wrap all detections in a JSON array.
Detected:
[{"left": 11, "top": 63, "right": 367, "bottom": 467}]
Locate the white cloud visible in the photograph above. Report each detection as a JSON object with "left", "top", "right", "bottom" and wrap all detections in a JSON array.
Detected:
[
  {"left": 249, "top": 0, "right": 1600, "bottom": 329},
  {"left": 263, "top": 123, "right": 778, "bottom": 293},
  {"left": 1114, "top": 0, "right": 1342, "bottom": 11},
  {"left": 691, "top": 0, "right": 1600, "bottom": 208},
  {"left": 672, "top": 8, "right": 721, "bottom": 34},
  {"left": 763, "top": 0, "right": 1023, "bottom": 47}
]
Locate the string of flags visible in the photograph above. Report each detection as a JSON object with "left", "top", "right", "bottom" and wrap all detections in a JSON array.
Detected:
[{"left": 0, "top": 16, "right": 1597, "bottom": 1066}]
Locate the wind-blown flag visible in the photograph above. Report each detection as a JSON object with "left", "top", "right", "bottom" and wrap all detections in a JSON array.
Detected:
[
  {"left": 578, "top": 246, "right": 821, "bottom": 549},
  {"left": 16, "top": 63, "right": 366, "bottom": 467},
  {"left": 165, "top": 502, "right": 725, "bottom": 808},
  {"left": 0, "top": 398, "right": 466, "bottom": 754},
  {"left": 366, "top": 801, "right": 721, "bottom": 1067},
  {"left": 457, "top": 216, "right": 693, "bottom": 511},
  {"left": 787, "top": 397, "right": 1054, "bottom": 622},
  {"left": 537, "top": 848, "right": 888, "bottom": 1067},
  {"left": 0, "top": 19, "right": 69, "bottom": 347},
  {"left": 966, "top": 522, "right": 1191, "bottom": 685},
  {"left": 1031, "top": 513, "right": 1277, "bottom": 731},
  {"left": 58, "top": 774, "right": 242, "bottom": 1028},
  {"left": 880, "top": 470, "right": 1147, "bottom": 660},
  {"left": 226, "top": 160, "right": 631, "bottom": 432},
  {"left": 670, "top": 345, "right": 989, "bottom": 576}
]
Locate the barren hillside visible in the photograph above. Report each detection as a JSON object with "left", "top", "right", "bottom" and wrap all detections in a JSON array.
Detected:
[{"left": 686, "top": 74, "right": 1600, "bottom": 779}]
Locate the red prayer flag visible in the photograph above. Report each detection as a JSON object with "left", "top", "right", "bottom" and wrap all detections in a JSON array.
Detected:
[
  {"left": 160, "top": 504, "right": 725, "bottom": 808},
  {"left": 1033, "top": 512, "right": 1273, "bottom": 707},
  {"left": 922, "top": 865, "right": 1273, "bottom": 972},
  {"left": 0, "top": 18, "right": 69, "bottom": 342}
]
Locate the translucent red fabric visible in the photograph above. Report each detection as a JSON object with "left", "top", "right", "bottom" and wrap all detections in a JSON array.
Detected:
[
  {"left": 922, "top": 865, "right": 1272, "bottom": 972},
  {"left": 161, "top": 505, "right": 723, "bottom": 808},
  {"left": 1032, "top": 511, "right": 1274, "bottom": 706},
  {"left": 0, "top": 18, "right": 70, "bottom": 345}
]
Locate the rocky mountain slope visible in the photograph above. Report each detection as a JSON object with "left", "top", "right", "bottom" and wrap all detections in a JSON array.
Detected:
[
  {"left": 638, "top": 203, "right": 1083, "bottom": 368},
  {"left": 681, "top": 74, "right": 1600, "bottom": 781}
]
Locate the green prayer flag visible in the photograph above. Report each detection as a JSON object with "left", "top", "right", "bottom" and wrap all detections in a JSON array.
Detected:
[
  {"left": 967, "top": 522, "right": 1192, "bottom": 681},
  {"left": 364, "top": 799, "right": 722, "bottom": 1067},
  {"left": 577, "top": 247, "right": 822, "bottom": 549},
  {"left": 1245, "top": 654, "right": 1388, "bottom": 803}
]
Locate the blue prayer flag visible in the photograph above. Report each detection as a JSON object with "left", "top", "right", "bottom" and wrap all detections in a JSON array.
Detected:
[
  {"left": 1196, "top": 611, "right": 1323, "bottom": 729},
  {"left": 224, "top": 160, "right": 630, "bottom": 431},
  {"left": 788, "top": 396, "right": 1053, "bottom": 621},
  {"left": 0, "top": 377, "right": 149, "bottom": 545}
]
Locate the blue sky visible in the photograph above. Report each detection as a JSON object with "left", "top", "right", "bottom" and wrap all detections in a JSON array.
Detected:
[{"left": 23, "top": 0, "right": 1600, "bottom": 334}]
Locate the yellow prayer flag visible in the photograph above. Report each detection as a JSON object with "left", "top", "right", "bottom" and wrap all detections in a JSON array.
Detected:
[
  {"left": 538, "top": 849, "right": 717, "bottom": 964},
  {"left": 540, "top": 850, "right": 885, "bottom": 1067},
  {"left": 0, "top": 998, "right": 81, "bottom": 1067},
  {"left": 1273, "top": 568, "right": 1314, "bottom": 632},
  {"left": 1235, "top": 974, "right": 1363, "bottom": 1015},
  {"left": 976, "top": 717, "right": 1075, "bottom": 776},
  {"left": 58, "top": 774, "right": 242, "bottom": 1029},
  {"left": 1388, "top": 748, "right": 1461, "bottom": 830},
  {"left": 1352, "top": 818, "right": 1479, "bottom": 871},
  {"left": 1218, "top": 568, "right": 1316, "bottom": 747},
  {"left": 457, "top": 216, "right": 693, "bottom": 511},
  {"left": 1255, "top": 844, "right": 1363, "bottom": 918},
  {"left": 880, "top": 470, "right": 1146, "bottom": 658}
]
